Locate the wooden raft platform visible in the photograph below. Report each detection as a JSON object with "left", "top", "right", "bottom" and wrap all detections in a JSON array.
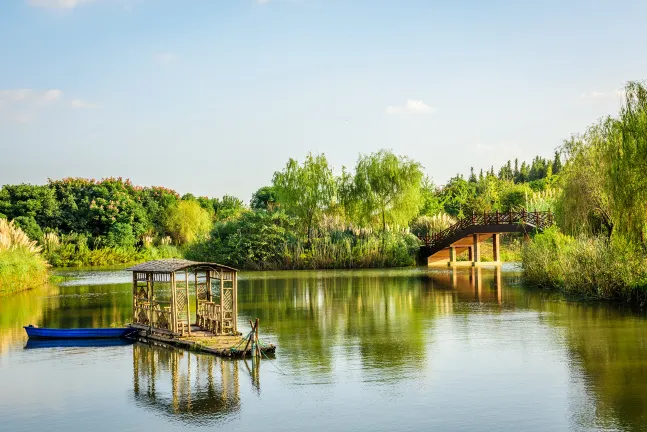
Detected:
[{"left": 129, "top": 324, "right": 276, "bottom": 358}]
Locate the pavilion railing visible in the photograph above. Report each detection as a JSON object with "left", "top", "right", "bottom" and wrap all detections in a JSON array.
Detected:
[
  {"left": 197, "top": 301, "right": 222, "bottom": 334},
  {"left": 418, "top": 209, "right": 554, "bottom": 248},
  {"left": 134, "top": 299, "right": 172, "bottom": 331}
]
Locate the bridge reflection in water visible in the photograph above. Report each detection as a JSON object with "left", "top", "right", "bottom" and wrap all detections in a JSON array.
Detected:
[
  {"left": 426, "top": 266, "right": 504, "bottom": 304},
  {"left": 132, "top": 342, "right": 253, "bottom": 425}
]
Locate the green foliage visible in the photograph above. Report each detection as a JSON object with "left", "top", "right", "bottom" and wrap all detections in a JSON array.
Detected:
[
  {"left": 342, "top": 150, "right": 423, "bottom": 235},
  {"left": 522, "top": 228, "right": 647, "bottom": 302},
  {"left": 164, "top": 200, "right": 212, "bottom": 245},
  {"left": 188, "top": 209, "right": 419, "bottom": 270},
  {"left": 605, "top": 81, "right": 647, "bottom": 242},
  {"left": 0, "top": 184, "right": 59, "bottom": 228},
  {"left": 0, "top": 219, "right": 49, "bottom": 295},
  {"left": 12, "top": 216, "right": 43, "bottom": 241},
  {"left": 106, "top": 222, "right": 136, "bottom": 248},
  {"left": 250, "top": 186, "right": 278, "bottom": 211},
  {"left": 272, "top": 153, "right": 336, "bottom": 243}
]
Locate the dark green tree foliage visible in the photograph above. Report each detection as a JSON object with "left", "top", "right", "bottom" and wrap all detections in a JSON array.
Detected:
[
  {"left": 250, "top": 186, "right": 278, "bottom": 211},
  {"left": 187, "top": 211, "right": 296, "bottom": 269},
  {"left": 12, "top": 216, "right": 44, "bottom": 241},
  {"left": 0, "top": 184, "right": 59, "bottom": 228},
  {"left": 440, "top": 175, "right": 473, "bottom": 217},
  {"left": 552, "top": 151, "right": 563, "bottom": 175}
]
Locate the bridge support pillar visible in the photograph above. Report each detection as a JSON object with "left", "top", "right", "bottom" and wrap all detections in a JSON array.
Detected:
[
  {"left": 492, "top": 233, "right": 501, "bottom": 263},
  {"left": 449, "top": 246, "right": 456, "bottom": 265},
  {"left": 472, "top": 234, "right": 481, "bottom": 265},
  {"left": 468, "top": 246, "right": 473, "bottom": 261}
]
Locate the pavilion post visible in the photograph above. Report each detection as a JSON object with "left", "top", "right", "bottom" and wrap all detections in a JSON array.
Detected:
[
  {"left": 148, "top": 272, "right": 153, "bottom": 333},
  {"left": 132, "top": 272, "right": 137, "bottom": 324},
  {"left": 185, "top": 269, "right": 191, "bottom": 336},
  {"left": 220, "top": 271, "right": 224, "bottom": 336},
  {"left": 233, "top": 272, "right": 238, "bottom": 333},
  {"left": 170, "top": 271, "right": 177, "bottom": 334},
  {"left": 194, "top": 270, "right": 199, "bottom": 325}
]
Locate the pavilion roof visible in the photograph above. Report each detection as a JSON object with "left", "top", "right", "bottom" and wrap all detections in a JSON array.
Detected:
[{"left": 126, "top": 258, "right": 237, "bottom": 273}]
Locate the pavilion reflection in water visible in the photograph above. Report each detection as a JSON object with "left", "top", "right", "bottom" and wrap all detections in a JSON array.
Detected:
[{"left": 132, "top": 342, "right": 246, "bottom": 424}]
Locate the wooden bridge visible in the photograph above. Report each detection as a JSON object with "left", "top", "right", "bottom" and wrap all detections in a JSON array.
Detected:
[{"left": 417, "top": 210, "right": 553, "bottom": 266}]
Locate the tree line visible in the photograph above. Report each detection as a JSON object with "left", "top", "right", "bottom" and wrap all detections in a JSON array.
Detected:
[{"left": 0, "top": 147, "right": 558, "bottom": 269}]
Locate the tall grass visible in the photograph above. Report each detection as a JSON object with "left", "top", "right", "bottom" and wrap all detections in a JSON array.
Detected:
[
  {"left": 41, "top": 231, "right": 182, "bottom": 267},
  {"left": 0, "top": 219, "right": 50, "bottom": 295},
  {"left": 521, "top": 227, "right": 647, "bottom": 304}
]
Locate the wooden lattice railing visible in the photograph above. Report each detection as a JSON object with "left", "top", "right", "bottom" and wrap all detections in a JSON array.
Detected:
[{"left": 418, "top": 210, "right": 554, "bottom": 248}]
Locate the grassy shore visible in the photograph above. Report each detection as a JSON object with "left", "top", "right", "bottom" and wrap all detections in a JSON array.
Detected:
[
  {"left": 0, "top": 219, "right": 50, "bottom": 296},
  {"left": 521, "top": 228, "right": 647, "bottom": 305}
]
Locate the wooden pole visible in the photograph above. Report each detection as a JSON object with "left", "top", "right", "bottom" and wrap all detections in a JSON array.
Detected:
[
  {"left": 132, "top": 272, "right": 137, "bottom": 324},
  {"left": 185, "top": 269, "right": 191, "bottom": 336},
  {"left": 472, "top": 233, "right": 481, "bottom": 264},
  {"left": 170, "top": 272, "right": 177, "bottom": 334},
  {"left": 493, "top": 233, "right": 501, "bottom": 263},
  {"left": 233, "top": 272, "right": 238, "bottom": 334},
  {"left": 243, "top": 320, "right": 254, "bottom": 357},
  {"left": 148, "top": 272, "right": 153, "bottom": 333},
  {"left": 220, "top": 271, "right": 224, "bottom": 336},
  {"left": 194, "top": 270, "right": 199, "bottom": 325},
  {"left": 255, "top": 318, "right": 260, "bottom": 358}
]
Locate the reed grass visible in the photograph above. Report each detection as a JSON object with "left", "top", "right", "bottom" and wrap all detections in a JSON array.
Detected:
[
  {"left": 0, "top": 219, "right": 50, "bottom": 295},
  {"left": 521, "top": 227, "right": 647, "bottom": 304}
]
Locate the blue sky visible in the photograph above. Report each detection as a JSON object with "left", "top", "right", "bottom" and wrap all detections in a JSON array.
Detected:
[{"left": 1, "top": 0, "right": 646, "bottom": 200}]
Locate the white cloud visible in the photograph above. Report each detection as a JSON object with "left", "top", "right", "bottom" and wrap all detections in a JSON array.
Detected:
[
  {"left": 386, "top": 99, "right": 435, "bottom": 114},
  {"left": 154, "top": 52, "right": 177, "bottom": 65},
  {"left": 27, "top": 0, "right": 96, "bottom": 9},
  {"left": 580, "top": 91, "right": 605, "bottom": 99},
  {"left": 0, "top": 89, "right": 96, "bottom": 122},
  {"left": 0, "top": 89, "right": 63, "bottom": 108},
  {"left": 71, "top": 98, "right": 97, "bottom": 109}
]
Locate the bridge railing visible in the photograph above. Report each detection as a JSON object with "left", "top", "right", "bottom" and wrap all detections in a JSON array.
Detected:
[{"left": 418, "top": 210, "right": 554, "bottom": 248}]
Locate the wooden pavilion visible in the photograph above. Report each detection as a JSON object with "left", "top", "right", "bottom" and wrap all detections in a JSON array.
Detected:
[{"left": 126, "top": 259, "right": 238, "bottom": 337}]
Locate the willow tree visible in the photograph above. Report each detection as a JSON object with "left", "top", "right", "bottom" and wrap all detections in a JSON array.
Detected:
[
  {"left": 272, "top": 153, "right": 336, "bottom": 245},
  {"left": 556, "top": 125, "right": 614, "bottom": 236},
  {"left": 341, "top": 150, "right": 423, "bottom": 250},
  {"left": 605, "top": 81, "right": 647, "bottom": 242},
  {"left": 164, "top": 200, "right": 212, "bottom": 245}
]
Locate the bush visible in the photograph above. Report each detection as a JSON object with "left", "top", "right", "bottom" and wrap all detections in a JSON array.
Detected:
[
  {"left": 521, "top": 227, "right": 647, "bottom": 303},
  {"left": 0, "top": 219, "right": 49, "bottom": 295},
  {"left": 187, "top": 210, "right": 419, "bottom": 270}
]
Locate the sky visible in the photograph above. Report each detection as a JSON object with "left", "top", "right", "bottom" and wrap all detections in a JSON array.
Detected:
[{"left": 1, "top": 0, "right": 646, "bottom": 200}]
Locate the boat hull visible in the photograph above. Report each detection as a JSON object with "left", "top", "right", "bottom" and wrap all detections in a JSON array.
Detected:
[{"left": 24, "top": 326, "right": 136, "bottom": 339}]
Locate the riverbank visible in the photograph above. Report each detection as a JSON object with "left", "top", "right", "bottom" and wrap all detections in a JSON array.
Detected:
[
  {"left": 521, "top": 228, "right": 647, "bottom": 306},
  {"left": 0, "top": 219, "right": 50, "bottom": 296}
]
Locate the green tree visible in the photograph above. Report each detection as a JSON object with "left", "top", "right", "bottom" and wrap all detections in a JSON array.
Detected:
[
  {"left": 342, "top": 150, "right": 423, "bottom": 249},
  {"left": 605, "top": 81, "right": 647, "bottom": 242},
  {"left": 556, "top": 128, "right": 613, "bottom": 236},
  {"left": 272, "top": 153, "right": 336, "bottom": 245},
  {"left": 164, "top": 200, "right": 212, "bottom": 245},
  {"left": 250, "top": 186, "right": 278, "bottom": 211}
]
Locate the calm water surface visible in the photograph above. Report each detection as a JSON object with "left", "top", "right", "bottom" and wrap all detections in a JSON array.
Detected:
[{"left": 1, "top": 266, "right": 646, "bottom": 431}]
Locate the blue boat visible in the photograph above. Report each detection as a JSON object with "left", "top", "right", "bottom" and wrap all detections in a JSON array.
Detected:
[{"left": 23, "top": 325, "right": 136, "bottom": 339}]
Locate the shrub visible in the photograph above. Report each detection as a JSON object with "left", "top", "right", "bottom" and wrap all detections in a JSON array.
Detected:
[{"left": 0, "top": 219, "right": 49, "bottom": 295}]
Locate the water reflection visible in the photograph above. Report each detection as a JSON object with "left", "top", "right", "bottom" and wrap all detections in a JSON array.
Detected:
[
  {"left": 1, "top": 267, "right": 646, "bottom": 431},
  {"left": 132, "top": 342, "right": 241, "bottom": 425}
]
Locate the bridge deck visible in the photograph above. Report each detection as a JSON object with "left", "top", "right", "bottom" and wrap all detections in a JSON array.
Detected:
[{"left": 418, "top": 210, "right": 553, "bottom": 266}]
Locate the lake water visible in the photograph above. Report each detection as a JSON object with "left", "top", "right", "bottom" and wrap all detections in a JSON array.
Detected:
[{"left": 1, "top": 265, "right": 646, "bottom": 431}]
